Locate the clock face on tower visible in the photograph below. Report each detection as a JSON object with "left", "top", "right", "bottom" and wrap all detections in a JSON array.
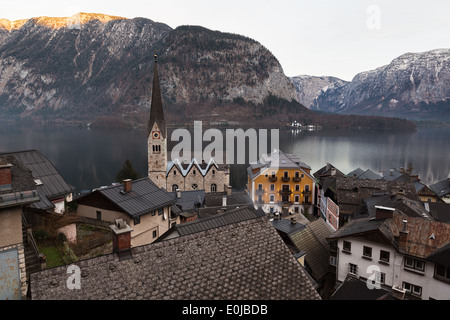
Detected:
[{"left": 152, "top": 131, "right": 160, "bottom": 139}]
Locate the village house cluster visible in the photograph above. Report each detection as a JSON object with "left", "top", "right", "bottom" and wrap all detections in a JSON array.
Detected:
[{"left": 1, "top": 58, "right": 449, "bottom": 300}]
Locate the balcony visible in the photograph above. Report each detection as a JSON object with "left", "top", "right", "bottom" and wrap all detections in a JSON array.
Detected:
[
  {"left": 281, "top": 176, "right": 290, "bottom": 182},
  {"left": 302, "top": 190, "right": 311, "bottom": 195},
  {"left": 293, "top": 176, "right": 301, "bottom": 182},
  {"left": 278, "top": 200, "right": 293, "bottom": 206},
  {"left": 268, "top": 176, "right": 277, "bottom": 182},
  {"left": 278, "top": 189, "right": 292, "bottom": 196}
]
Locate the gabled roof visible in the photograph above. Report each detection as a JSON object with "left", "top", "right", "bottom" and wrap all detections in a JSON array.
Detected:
[
  {"left": 426, "top": 202, "right": 450, "bottom": 223},
  {"left": 327, "top": 212, "right": 450, "bottom": 259},
  {"left": 247, "top": 149, "right": 314, "bottom": 181},
  {"left": 166, "top": 157, "right": 221, "bottom": 177},
  {"left": 0, "top": 150, "right": 74, "bottom": 211},
  {"left": 79, "top": 177, "right": 176, "bottom": 218},
  {"left": 313, "top": 163, "right": 346, "bottom": 179},
  {"left": 30, "top": 216, "right": 321, "bottom": 300},
  {"left": 169, "top": 190, "right": 205, "bottom": 211},
  {"left": 348, "top": 168, "right": 381, "bottom": 180}
]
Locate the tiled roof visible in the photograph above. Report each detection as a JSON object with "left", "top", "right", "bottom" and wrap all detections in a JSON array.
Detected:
[
  {"left": 288, "top": 219, "right": 333, "bottom": 281},
  {"left": 327, "top": 212, "right": 450, "bottom": 259},
  {"left": 30, "top": 217, "right": 321, "bottom": 300},
  {"left": 0, "top": 150, "right": 73, "bottom": 210}
]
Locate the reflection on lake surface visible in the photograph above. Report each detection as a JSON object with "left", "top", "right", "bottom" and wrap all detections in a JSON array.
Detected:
[{"left": 0, "top": 123, "right": 448, "bottom": 192}]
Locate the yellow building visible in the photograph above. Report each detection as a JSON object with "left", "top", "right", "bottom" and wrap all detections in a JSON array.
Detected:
[{"left": 247, "top": 150, "right": 316, "bottom": 215}]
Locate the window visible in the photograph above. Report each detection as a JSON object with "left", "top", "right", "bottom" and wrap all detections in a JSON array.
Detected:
[
  {"left": 172, "top": 184, "right": 179, "bottom": 192},
  {"left": 283, "top": 171, "right": 289, "bottom": 178},
  {"left": 158, "top": 208, "right": 163, "bottom": 216},
  {"left": 294, "top": 195, "right": 300, "bottom": 203},
  {"left": 380, "top": 250, "right": 390, "bottom": 263},
  {"left": 363, "top": 246, "right": 372, "bottom": 259},
  {"left": 403, "top": 282, "right": 422, "bottom": 297},
  {"left": 212, "top": 169, "right": 215, "bottom": 175},
  {"left": 191, "top": 183, "right": 198, "bottom": 190},
  {"left": 152, "top": 230, "right": 157, "bottom": 238},
  {"left": 193, "top": 169, "right": 196, "bottom": 175},
  {"left": 435, "top": 264, "right": 450, "bottom": 281},
  {"left": 174, "top": 170, "right": 176, "bottom": 175},
  {"left": 295, "top": 185, "right": 300, "bottom": 191},
  {"left": 270, "top": 207, "right": 274, "bottom": 213},
  {"left": 134, "top": 216, "right": 140, "bottom": 225},
  {"left": 269, "top": 194, "right": 275, "bottom": 203},
  {"left": 257, "top": 195, "right": 263, "bottom": 203},
  {"left": 343, "top": 241, "right": 351, "bottom": 253},
  {"left": 151, "top": 210, "right": 156, "bottom": 216},
  {"left": 211, "top": 184, "right": 217, "bottom": 193},
  {"left": 152, "top": 145, "right": 161, "bottom": 153},
  {"left": 270, "top": 184, "right": 275, "bottom": 191},
  {"left": 294, "top": 206, "right": 299, "bottom": 213},
  {"left": 330, "top": 256, "right": 337, "bottom": 266},
  {"left": 96, "top": 211, "right": 101, "bottom": 221},
  {"left": 295, "top": 171, "right": 300, "bottom": 178},
  {"left": 271, "top": 171, "right": 276, "bottom": 177},
  {"left": 405, "top": 257, "right": 425, "bottom": 272},
  {"left": 349, "top": 263, "right": 358, "bottom": 275},
  {"left": 258, "top": 184, "right": 263, "bottom": 190},
  {"left": 305, "top": 185, "right": 310, "bottom": 191}
]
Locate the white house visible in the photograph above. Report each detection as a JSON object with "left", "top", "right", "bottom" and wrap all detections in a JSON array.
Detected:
[{"left": 327, "top": 206, "right": 450, "bottom": 300}]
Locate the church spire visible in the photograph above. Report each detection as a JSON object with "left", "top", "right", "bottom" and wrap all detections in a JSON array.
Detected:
[{"left": 148, "top": 53, "right": 166, "bottom": 138}]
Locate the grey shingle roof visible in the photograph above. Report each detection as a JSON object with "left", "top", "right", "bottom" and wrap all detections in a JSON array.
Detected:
[
  {"left": 169, "top": 190, "right": 204, "bottom": 211},
  {"left": 430, "top": 178, "right": 450, "bottom": 198},
  {"left": 93, "top": 177, "right": 176, "bottom": 218},
  {"left": 0, "top": 150, "right": 73, "bottom": 210},
  {"left": 30, "top": 217, "right": 321, "bottom": 300},
  {"left": 331, "top": 275, "right": 398, "bottom": 300}
]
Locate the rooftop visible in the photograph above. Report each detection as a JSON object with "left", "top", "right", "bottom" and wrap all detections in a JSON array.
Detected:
[{"left": 30, "top": 216, "right": 321, "bottom": 300}]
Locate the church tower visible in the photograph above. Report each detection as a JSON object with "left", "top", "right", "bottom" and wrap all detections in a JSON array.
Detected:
[{"left": 147, "top": 54, "right": 167, "bottom": 189}]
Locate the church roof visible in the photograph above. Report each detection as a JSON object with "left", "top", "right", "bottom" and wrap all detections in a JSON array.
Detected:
[{"left": 147, "top": 55, "right": 166, "bottom": 139}]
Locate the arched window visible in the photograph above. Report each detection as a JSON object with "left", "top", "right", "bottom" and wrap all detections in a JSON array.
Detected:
[
  {"left": 174, "top": 170, "right": 177, "bottom": 175},
  {"left": 212, "top": 169, "right": 215, "bottom": 175},
  {"left": 193, "top": 169, "right": 196, "bottom": 175},
  {"left": 211, "top": 184, "right": 217, "bottom": 193},
  {"left": 172, "top": 184, "right": 179, "bottom": 192}
]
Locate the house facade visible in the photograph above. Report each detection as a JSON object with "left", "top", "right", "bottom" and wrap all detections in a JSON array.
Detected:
[
  {"left": 247, "top": 150, "right": 315, "bottom": 215},
  {"left": 0, "top": 155, "right": 40, "bottom": 299},
  {"left": 327, "top": 207, "right": 450, "bottom": 300},
  {"left": 76, "top": 178, "right": 178, "bottom": 247},
  {"left": 146, "top": 55, "right": 230, "bottom": 193}
]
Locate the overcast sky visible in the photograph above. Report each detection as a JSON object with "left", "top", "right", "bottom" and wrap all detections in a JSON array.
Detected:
[{"left": 3, "top": 0, "right": 449, "bottom": 81}]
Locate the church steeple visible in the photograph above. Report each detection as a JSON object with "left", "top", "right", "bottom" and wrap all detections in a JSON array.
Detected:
[
  {"left": 148, "top": 54, "right": 166, "bottom": 139},
  {"left": 147, "top": 54, "right": 168, "bottom": 190}
]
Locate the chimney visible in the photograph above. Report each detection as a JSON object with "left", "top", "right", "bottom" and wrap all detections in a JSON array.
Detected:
[
  {"left": 110, "top": 219, "right": 134, "bottom": 261},
  {"left": 290, "top": 217, "right": 297, "bottom": 225},
  {"left": 398, "top": 219, "right": 409, "bottom": 252},
  {"left": 0, "top": 162, "right": 12, "bottom": 188},
  {"left": 389, "top": 169, "right": 394, "bottom": 176},
  {"left": 227, "top": 185, "right": 232, "bottom": 196},
  {"left": 222, "top": 196, "right": 227, "bottom": 207},
  {"left": 331, "top": 168, "right": 336, "bottom": 176},
  {"left": 123, "top": 179, "right": 132, "bottom": 193},
  {"left": 375, "top": 206, "right": 395, "bottom": 220},
  {"left": 176, "top": 189, "right": 181, "bottom": 199}
]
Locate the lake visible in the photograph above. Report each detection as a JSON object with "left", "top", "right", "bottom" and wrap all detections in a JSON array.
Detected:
[{"left": 0, "top": 123, "right": 448, "bottom": 193}]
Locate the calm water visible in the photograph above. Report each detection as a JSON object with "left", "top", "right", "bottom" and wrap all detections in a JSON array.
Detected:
[{"left": 0, "top": 123, "right": 448, "bottom": 193}]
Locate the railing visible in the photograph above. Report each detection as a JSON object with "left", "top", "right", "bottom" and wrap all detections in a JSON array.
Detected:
[
  {"left": 281, "top": 176, "right": 290, "bottom": 182},
  {"left": 278, "top": 189, "right": 292, "bottom": 196},
  {"left": 268, "top": 176, "right": 277, "bottom": 182},
  {"left": 293, "top": 177, "right": 301, "bottom": 182},
  {"left": 21, "top": 212, "right": 41, "bottom": 262},
  {"left": 278, "top": 200, "right": 293, "bottom": 206}
]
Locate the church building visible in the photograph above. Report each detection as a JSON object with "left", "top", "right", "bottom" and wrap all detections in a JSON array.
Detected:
[{"left": 147, "top": 55, "right": 230, "bottom": 193}]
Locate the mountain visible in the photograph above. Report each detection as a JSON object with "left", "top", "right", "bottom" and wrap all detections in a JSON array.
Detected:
[
  {"left": 0, "top": 13, "right": 305, "bottom": 126},
  {"left": 290, "top": 75, "right": 348, "bottom": 110},
  {"left": 293, "top": 49, "right": 450, "bottom": 122}
]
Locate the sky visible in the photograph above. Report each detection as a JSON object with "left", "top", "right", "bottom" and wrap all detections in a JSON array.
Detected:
[{"left": 2, "top": 0, "right": 449, "bottom": 81}]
